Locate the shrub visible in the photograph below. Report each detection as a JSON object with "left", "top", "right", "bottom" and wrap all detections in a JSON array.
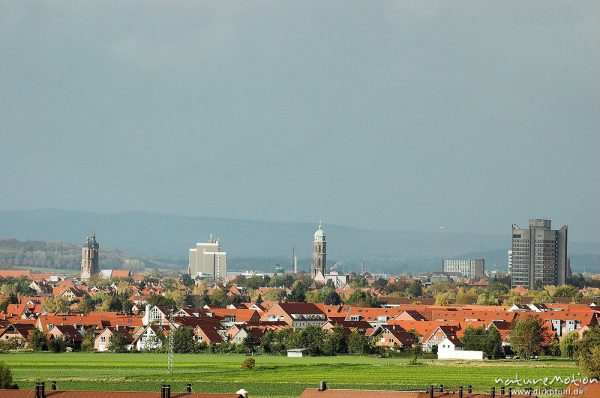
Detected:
[
  {"left": 241, "top": 357, "right": 255, "bottom": 370},
  {"left": 27, "top": 329, "right": 47, "bottom": 351},
  {"left": 47, "top": 336, "right": 66, "bottom": 353},
  {"left": 0, "top": 362, "right": 13, "bottom": 389}
]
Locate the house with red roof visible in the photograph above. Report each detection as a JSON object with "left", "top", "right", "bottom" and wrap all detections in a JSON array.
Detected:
[
  {"left": 47, "top": 324, "right": 84, "bottom": 350},
  {"left": 376, "top": 325, "right": 417, "bottom": 349},
  {"left": 94, "top": 327, "right": 135, "bottom": 352},
  {"left": 260, "top": 302, "right": 327, "bottom": 328}
]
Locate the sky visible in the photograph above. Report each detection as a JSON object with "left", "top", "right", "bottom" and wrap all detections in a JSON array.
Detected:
[{"left": 1, "top": 1, "right": 598, "bottom": 242}]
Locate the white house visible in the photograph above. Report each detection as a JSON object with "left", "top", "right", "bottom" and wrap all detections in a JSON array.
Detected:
[
  {"left": 132, "top": 325, "right": 166, "bottom": 351},
  {"left": 437, "top": 336, "right": 483, "bottom": 360}
]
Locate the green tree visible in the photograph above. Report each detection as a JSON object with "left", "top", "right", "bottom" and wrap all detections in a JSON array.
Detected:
[
  {"left": 576, "top": 326, "right": 600, "bottom": 378},
  {"left": 0, "top": 297, "right": 9, "bottom": 313},
  {"left": 108, "top": 332, "right": 128, "bottom": 353},
  {"left": 172, "top": 327, "right": 195, "bottom": 353},
  {"left": 146, "top": 295, "right": 176, "bottom": 308},
  {"left": 484, "top": 325, "right": 503, "bottom": 359},
  {"left": 304, "top": 289, "right": 321, "bottom": 303},
  {"left": 81, "top": 329, "right": 96, "bottom": 352},
  {"left": 47, "top": 336, "right": 66, "bottom": 353},
  {"left": 560, "top": 330, "right": 579, "bottom": 359},
  {"left": 347, "top": 330, "right": 369, "bottom": 354},
  {"left": 209, "top": 289, "right": 228, "bottom": 307},
  {"left": 289, "top": 281, "right": 309, "bottom": 302},
  {"left": 323, "top": 289, "right": 342, "bottom": 305},
  {"left": 0, "top": 362, "right": 13, "bottom": 389},
  {"left": 435, "top": 291, "right": 454, "bottom": 306},
  {"left": 76, "top": 299, "right": 94, "bottom": 314},
  {"left": 242, "top": 334, "right": 257, "bottom": 354},
  {"left": 296, "top": 325, "right": 325, "bottom": 356},
  {"left": 455, "top": 288, "right": 479, "bottom": 305},
  {"left": 164, "top": 290, "right": 185, "bottom": 308},
  {"left": 532, "top": 289, "right": 553, "bottom": 304},
  {"left": 553, "top": 285, "right": 579, "bottom": 298},
  {"left": 260, "top": 330, "right": 275, "bottom": 354},
  {"left": 180, "top": 273, "right": 194, "bottom": 287},
  {"left": 407, "top": 280, "right": 422, "bottom": 298},
  {"left": 323, "top": 325, "right": 347, "bottom": 356},
  {"left": 27, "top": 328, "right": 47, "bottom": 351},
  {"left": 462, "top": 326, "right": 487, "bottom": 351},
  {"left": 407, "top": 329, "right": 422, "bottom": 365},
  {"left": 43, "top": 296, "right": 70, "bottom": 313},
  {"left": 346, "top": 290, "right": 379, "bottom": 307},
  {"left": 509, "top": 317, "right": 545, "bottom": 358}
]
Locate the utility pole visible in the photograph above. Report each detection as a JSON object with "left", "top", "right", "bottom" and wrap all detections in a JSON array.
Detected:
[
  {"left": 167, "top": 308, "right": 174, "bottom": 374},
  {"left": 292, "top": 243, "right": 297, "bottom": 274}
]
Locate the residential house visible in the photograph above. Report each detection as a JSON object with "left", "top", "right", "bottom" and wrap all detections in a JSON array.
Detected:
[
  {"left": 376, "top": 326, "right": 416, "bottom": 349},
  {"left": 94, "top": 327, "right": 135, "bottom": 352},
  {"left": 260, "top": 303, "right": 327, "bottom": 328},
  {"left": 46, "top": 325, "right": 84, "bottom": 350}
]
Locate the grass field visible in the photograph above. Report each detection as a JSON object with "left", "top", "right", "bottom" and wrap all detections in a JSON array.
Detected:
[{"left": 0, "top": 353, "right": 580, "bottom": 397}]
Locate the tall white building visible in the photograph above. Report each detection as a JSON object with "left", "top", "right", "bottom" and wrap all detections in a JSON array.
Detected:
[
  {"left": 441, "top": 259, "right": 485, "bottom": 279},
  {"left": 188, "top": 239, "right": 227, "bottom": 280}
]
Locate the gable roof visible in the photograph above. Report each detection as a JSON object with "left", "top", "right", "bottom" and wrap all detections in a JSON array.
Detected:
[{"left": 48, "top": 325, "right": 84, "bottom": 342}]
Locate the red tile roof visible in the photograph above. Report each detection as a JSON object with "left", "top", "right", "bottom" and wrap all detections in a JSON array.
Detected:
[
  {"left": 0, "top": 270, "right": 31, "bottom": 278},
  {"left": 111, "top": 270, "right": 132, "bottom": 278},
  {"left": 0, "top": 389, "right": 242, "bottom": 398}
]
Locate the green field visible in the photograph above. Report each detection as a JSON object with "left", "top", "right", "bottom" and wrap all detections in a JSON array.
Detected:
[{"left": 0, "top": 353, "right": 580, "bottom": 397}]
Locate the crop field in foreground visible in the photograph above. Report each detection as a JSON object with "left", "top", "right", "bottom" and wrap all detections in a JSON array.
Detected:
[{"left": 1, "top": 353, "right": 580, "bottom": 397}]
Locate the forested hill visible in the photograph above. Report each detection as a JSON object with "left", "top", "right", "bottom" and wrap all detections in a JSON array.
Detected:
[{"left": 0, "top": 238, "right": 180, "bottom": 271}]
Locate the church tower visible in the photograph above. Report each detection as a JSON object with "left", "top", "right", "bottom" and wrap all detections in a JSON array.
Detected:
[
  {"left": 311, "top": 222, "right": 326, "bottom": 279},
  {"left": 81, "top": 233, "right": 99, "bottom": 281}
]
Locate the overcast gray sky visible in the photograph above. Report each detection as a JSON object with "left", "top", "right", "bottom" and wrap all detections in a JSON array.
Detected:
[{"left": 1, "top": 1, "right": 598, "bottom": 241}]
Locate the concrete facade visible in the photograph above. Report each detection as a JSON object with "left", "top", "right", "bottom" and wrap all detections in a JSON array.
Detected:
[
  {"left": 188, "top": 240, "right": 227, "bottom": 280},
  {"left": 441, "top": 259, "right": 485, "bottom": 279},
  {"left": 510, "top": 219, "right": 568, "bottom": 289}
]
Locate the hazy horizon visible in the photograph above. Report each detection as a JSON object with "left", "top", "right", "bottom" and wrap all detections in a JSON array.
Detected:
[{"left": 1, "top": 1, "right": 598, "bottom": 242}]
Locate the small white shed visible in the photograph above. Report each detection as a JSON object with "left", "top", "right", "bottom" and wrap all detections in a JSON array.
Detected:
[
  {"left": 287, "top": 348, "right": 307, "bottom": 357},
  {"left": 437, "top": 337, "right": 483, "bottom": 360}
]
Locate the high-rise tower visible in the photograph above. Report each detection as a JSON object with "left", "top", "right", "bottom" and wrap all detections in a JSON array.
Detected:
[
  {"left": 188, "top": 238, "right": 227, "bottom": 280},
  {"left": 311, "top": 222, "right": 326, "bottom": 279},
  {"left": 81, "top": 233, "right": 99, "bottom": 281},
  {"left": 510, "top": 219, "right": 568, "bottom": 289}
]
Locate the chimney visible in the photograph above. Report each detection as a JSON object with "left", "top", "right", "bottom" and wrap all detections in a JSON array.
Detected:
[
  {"left": 186, "top": 384, "right": 192, "bottom": 393},
  {"left": 165, "top": 384, "right": 171, "bottom": 398},
  {"left": 51, "top": 381, "right": 57, "bottom": 390},
  {"left": 500, "top": 386, "right": 505, "bottom": 395},
  {"left": 36, "top": 382, "right": 45, "bottom": 398},
  {"left": 161, "top": 384, "right": 167, "bottom": 398},
  {"left": 508, "top": 388, "right": 512, "bottom": 398},
  {"left": 439, "top": 384, "right": 444, "bottom": 392},
  {"left": 319, "top": 381, "right": 327, "bottom": 391},
  {"left": 467, "top": 385, "right": 472, "bottom": 393},
  {"left": 458, "top": 386, "right": 463, "bottom": 398},
  {"left": 491, "top": 386, "right": 496, "bottom": 398},
  {"left": 429, "top": 385, "right": 434, "bottom": 398}
]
